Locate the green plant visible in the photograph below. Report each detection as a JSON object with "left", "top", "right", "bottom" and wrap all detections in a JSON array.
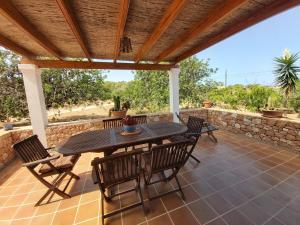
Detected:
[
  {"left": 246, "top": 85, "right": 273, "bottom": 112},
  {"left": 112, "top": 96, "right": 121, "bottom": 111},
  {"left": 274, "top": 49, "right": 300, "bottom": 107},
  {"left": 121, "top": 100, "right": 131, "bottom": 110}
]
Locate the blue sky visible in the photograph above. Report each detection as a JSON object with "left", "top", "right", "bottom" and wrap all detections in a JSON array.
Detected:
[{"left": 106, "top": 5, "right": 300, "bottom": 85}]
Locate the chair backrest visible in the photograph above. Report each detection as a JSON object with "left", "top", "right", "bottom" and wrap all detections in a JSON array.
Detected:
[
  {"left": 186, "top": 116, "right": 205, "bottom": 138},
  {"left": 91, "top": 150, "right": 143, "bottom": 188},
  {"left": 132, "top": 115, "right": 147, "bottom": 125},
  {"left": 103, "top": 117, "right": 123, "bottom": 129},
  {"left": 12, "top": 135, "right": 50, "bottom": 164},
  {"left": 103, "top": 115, "right": 147, "bottom": 129},
  {"left": 149, "top": 140, "right": 191, "bottom": 173}
]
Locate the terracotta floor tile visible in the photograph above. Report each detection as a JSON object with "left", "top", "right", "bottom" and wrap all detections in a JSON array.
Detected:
[
  {"left": 204, "top": 193, "right": 233, "bottom": 215},
  {"left": 0, "top": 206, "right": 19, "bottom": 220},
  {"left": 4, "top": 194, "right": 27, "bottom": 207},
  {"left": 35, "top": 201, "right": 59, "bottom": 216},
  {"left": 78, "top": 217, "right": 98, "bottom": 225},
  {"left": 52, "top": 206, "right": 77, "bottom": 225},
  {"left": 58, "top": 194, "right": 81, "bottom": 211},
  {"left": 14, "top": 204, "right": 37, "bottom": 219},
  {"left": 145, "top": 198, "right": 166, "bottom": 220},
  {"left": 188, "top": 199, "right": 217, "bottom": 224},
  {"left": 31, "top": 214, "right": 54, "bottom": 225},
  {"left": 217, "top": 187, "right": 248, "bottom": 207},
  {"left": 222, "top": 210, "right": 254, "bottom": 225},
  {"left": 147, "top": 214, "right": 173, "bottom": 225},
  {"left": 103, "top": 214, "right": 122, "bottom": 225},
  {"left": 252, "top": 194, "right": 284, "bottom": 216},
  {"left": 122, "top": 206, "right": 146, "bottom": 225},
  {"left": 206, "top": 218, "right": 227, "bottom": 225},
  {"left": 239, "top": 201, "right": 271, "bottom": 224},
  {"left": 76, "top": 200, "right": 99, "bottom": 224},
  {"left": 161, "top": 192, "right": 184, "bottom": 211},
  {"left": 264, "top": 217, "right": 285, "bottom": 225},
  {"left": 276, "top": 207, "right": 300, "bottom": 225},
  {"left": 169, "top": 206, "right": 199, "bottom": 225},
  {"left": 191, "top": 180, "right": 215, "bottom": 198},
  {"left": 181, "top": 185, "right": 200, "bottom": 204},
  {"left": 9, "top": 218, "right": 31, "bottom": 225}
]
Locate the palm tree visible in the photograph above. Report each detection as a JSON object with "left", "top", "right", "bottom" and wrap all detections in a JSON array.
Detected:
[{"left": 274, "top": 50, "right": 300, "bottom": 107}]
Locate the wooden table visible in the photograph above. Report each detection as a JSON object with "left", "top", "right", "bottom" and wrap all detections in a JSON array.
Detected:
[{"left": 56, "top": 122, "right": 187, "bottom": 156}]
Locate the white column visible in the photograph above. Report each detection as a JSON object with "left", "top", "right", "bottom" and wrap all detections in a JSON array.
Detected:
[
  {"left": 168, "top": 67, "right": 180, "bottom": 123},
  {"left": 18, "top": 64, "right": 48, "bottom": 147}
]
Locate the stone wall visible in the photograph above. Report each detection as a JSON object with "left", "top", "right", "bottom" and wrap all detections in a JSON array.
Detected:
[
  {"left": 0, "top": 113, "right": 172, "bottom": 168},
  {"left": 1, "top": 108, "right": 300, "bottom": 169},
  {"left": 179, "top": 108, "right": 300, "bottom": 152}
]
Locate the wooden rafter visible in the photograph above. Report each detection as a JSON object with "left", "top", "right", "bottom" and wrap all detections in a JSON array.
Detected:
[
  {"left": 0, "top": 0, "right": 63, "bottom": 59},
  {"left": 113, "top": 0, "right": 130, "bottom": 62},
  {"left": 55, "top": 0, "right": 91, "bottom": 61},
  {"left": 134, "top": 0, "right": 187, "bottom": 63},
  {"left": 155, "top": 0, "right": 247, "bottom": 63},
  {"left": 21, "top": 59, "right": 175, "bottom": 71},
  {"left": 0, "top": 33, "right": 35, "bottom": 58},
  {"left": 175, "top": 0, "right": 300, "bottom": 63}
]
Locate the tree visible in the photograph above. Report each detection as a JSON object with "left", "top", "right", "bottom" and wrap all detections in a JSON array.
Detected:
[
  {"left": 0, "top": 49, "right": 28, "bottom": 121},
  {"left": 274, "top": 49, "right": 300, "bottom": 107},
  {"left": 124, "top": 57, "right": 218, "bottom": 112},
  {"left": 42, "top": 68, "right": 109, "bottom": 108}
]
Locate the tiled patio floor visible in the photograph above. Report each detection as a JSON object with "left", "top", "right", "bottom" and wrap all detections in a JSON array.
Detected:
[{"left": 1, "top": 130, "right": 300, "bottom": 225}]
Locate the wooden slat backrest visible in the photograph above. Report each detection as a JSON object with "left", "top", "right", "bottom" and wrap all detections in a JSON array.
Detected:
[
  {"left": 150, "top": 140, "right": 191, "bottom": 173},
  {"left": 132, "top": 115, "right": 147, "bottom": 124},
  {"left": 186, "top": 116, "right": 205, "bottom": 138},
  {"left": 12, "top": 135, "right": 50, "bottom": 163},
  {"left": 103, "top": 115, "right": 147, "bottom": 129},
  {"left": 92, "top": 150, "right": 142, "bottom": 188},
  {"left": 103, "top": 117, "right": 123, "bottom": 129}
]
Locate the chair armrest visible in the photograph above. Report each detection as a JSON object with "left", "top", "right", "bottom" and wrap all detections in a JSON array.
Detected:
[
  {"left": 91, "top": 149, "right": 144, "bottom": 165},
  {"left": 22, "top": 154, "right": 60, "bottom": 167}
]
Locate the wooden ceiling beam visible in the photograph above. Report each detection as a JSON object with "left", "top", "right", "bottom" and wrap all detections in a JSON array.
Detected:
[
  {"left": 113, "top": 0, "right": 130, "bottom": 62},
  {"left": 0, "top": 0, "right": 63, "bottom": 59},
  {"left": 175, "top": 0, "right": 300, "bottom": 63},
  {"left": 21, "top": 59, "right": 175, "bottom": 71},
  {"left": 134, "top": 0, "right": 187, "bottom": 63},
  {"left": 155, "top": 0, "right": 247, "bottom": 63},
  {"left": 55, "top": 0, "right": 92, "bottom": 61},
  {"left": 0, "top": 33, "right": 35, "bottom": 58}
]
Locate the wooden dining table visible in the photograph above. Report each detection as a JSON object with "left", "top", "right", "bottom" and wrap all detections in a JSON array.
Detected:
[{"left": 56, "top": 122, "right": 187, "bottom": 156}]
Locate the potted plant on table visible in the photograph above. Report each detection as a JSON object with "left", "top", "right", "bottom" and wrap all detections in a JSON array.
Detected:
[
  {"left": 122, "top": 115, "right": 137, "bottom": 133},
  {"left": 109, "top": 96, "right": 130, "bottom": 118},
  {"left": 203, "top": 100, "right": 213, "bottom": 108}
]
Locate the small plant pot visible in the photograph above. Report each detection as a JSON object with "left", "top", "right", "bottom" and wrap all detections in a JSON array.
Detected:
[
  {"left": 3, "top": 123, "right": 13, "bottom": 131},
  {"left": 123, "top": 125, "right": 136, "bottom": 133},
  {"left": 261, "top": 110, "right": 283, "bottom": 118},
  {"left": 111, "top": 110, "right": 127, "bottom": 118},
  {"left": 203, "top": 101, "right": 212, "bottom": 108}
]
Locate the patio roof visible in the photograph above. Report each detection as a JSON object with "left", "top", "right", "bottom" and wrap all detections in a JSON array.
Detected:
[{"left": 0, "top": 0, "right": 299, "bottom": 69}]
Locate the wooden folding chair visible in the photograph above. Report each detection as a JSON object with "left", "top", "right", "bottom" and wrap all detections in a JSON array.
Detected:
[
  {"left": 102, "top": 115, "right": 147, "bottom": 129},
  {"left": 91, "top": 150, "right": 145, "bottom": 225},
  {"left": 169, "top": 115, "right": 204, "bottom": 163},
  {"left": 12, "top": 135, "right": 80, "bottom": 206},
  {"left": 143, "top": 140, "right": 193, "bottom": 200}
]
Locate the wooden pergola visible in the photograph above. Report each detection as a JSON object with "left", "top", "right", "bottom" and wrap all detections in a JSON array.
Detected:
[{"left": 0, "top": 0, "right": 299, "bottom": 146}]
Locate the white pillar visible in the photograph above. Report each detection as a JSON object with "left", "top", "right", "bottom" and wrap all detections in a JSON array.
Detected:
[
  {"left": 18, "top": 64, "right": 48, "bottom": 147},
  {"left": 168, "top": 67, "right": 180, "bottom": 123}
]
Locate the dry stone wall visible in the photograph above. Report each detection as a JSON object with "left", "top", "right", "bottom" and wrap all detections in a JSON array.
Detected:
[
  {"left": 1, "top": 109, "right": 300, "bottom": 169},
  {"left": 0, "top": 113, "right": 172, "bottom": 168}
]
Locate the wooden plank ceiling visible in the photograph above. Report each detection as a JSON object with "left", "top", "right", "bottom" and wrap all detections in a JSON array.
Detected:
[{"left": 0, "top": 0, "right": 299, "bottom": 70}]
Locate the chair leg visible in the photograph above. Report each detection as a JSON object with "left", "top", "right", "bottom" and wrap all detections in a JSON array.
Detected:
[
  {"left": 136, "top": 178, "right": 146, "bottom": 214},
  {"left": 190, "top": 154, "right": 201, "bottom": 163},
  {"left": 174, "top": 175, "right": 185, "bottom": 201},
  {"left": 101, "top": 195, "right": 104, "bottom": 225}
]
